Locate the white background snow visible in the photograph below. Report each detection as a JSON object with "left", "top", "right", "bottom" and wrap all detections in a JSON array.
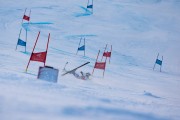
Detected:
[{"left": 0, "top": 0, "right": 180, "bottom": 120}]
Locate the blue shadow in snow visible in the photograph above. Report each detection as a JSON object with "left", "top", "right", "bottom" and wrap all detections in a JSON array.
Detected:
[
  {"left": 144, "top": 91, "right": 162, "bottom": 99},
  {"left": 51, "top": 47, "right": 76, "bottom": 56},
  {"left": 74, "top": 6, "right": 92, "bottom": 17},
  {"left": 20, "top": 51, "right": 31, "bottom": 55},
  {"left": 23, "top": 22, "right": 53, "bottom": 25},
  {"left": 22, "top": 22, "right": 53, "bottom": 31},
  {"left": 112, "top": 51, "right": 139, "bottom": 67},
  {"left": 62, "top": 106, "right": 169, "bottom": 120},
  {"left": 50, "top": 47, "right": 95, "bottom": 61},
  {"left": 66, "top": 34, "right": 97, "bottom": 40}
]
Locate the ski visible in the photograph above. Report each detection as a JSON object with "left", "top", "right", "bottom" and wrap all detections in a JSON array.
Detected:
[{"left": 61, "top": 62, "right": 90, "bottom": 76}]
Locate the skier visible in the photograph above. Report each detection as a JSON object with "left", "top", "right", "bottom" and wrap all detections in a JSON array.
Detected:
[
  {"left": 62, "top": 62, "right": 91, "bottom": 80},
  {"left": 71, "top": 70, "right": 91, "bottom": 80}
]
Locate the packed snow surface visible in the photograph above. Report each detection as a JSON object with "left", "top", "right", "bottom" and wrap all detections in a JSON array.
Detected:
[{"left": 0, "top": 0, "right": 180, "bottom": 120}]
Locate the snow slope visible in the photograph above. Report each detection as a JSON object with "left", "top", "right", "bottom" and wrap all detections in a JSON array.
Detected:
[{"left": 0, "top": 0, "right": 180, "bottom": 120}]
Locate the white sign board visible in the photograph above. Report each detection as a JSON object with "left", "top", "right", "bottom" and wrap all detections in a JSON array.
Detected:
[{"left": 37, "top": 66, "right": 59, "bottom": 83}]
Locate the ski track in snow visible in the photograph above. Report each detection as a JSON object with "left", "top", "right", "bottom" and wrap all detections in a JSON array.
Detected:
[
  {"left": 0, "top": 0, "right": 180, "bottom": 120},
  {"left": 73, "top": 6, "right": 93, "bottom": 17}
]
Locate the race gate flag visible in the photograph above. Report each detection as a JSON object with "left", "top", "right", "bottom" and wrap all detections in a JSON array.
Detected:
[
  {"left": 23, "top": 15, "right": 30, "bottom": 21},
  {"left": 17, "top": 39, "right": 26, "bottom": 46},
  {"left": 94, "top": 62, "right": 106, "bottom": 70},
  {"left": 15, "top": 28, "right": 27, "bottom": 52},
  {"left": 101, "top": 44, "right": 112, "bottom": 64},
  {"left": 153, "top": 53, "right": 163, "bottom": 72},
  {"left": 78, "top": 45, "right": 85, "bottom": 51},
  {"left": 87, "top": 0, "right": 93, "bottom": 13},
  {"left": 30, "top": 52, "right": 47, "bottom": 63},
  {"left": 92, "top": 50, "right": 107, "bottom": 77},
  {"left": 26, "top": 31, "right": 50, "bottom": 72},
  {"left": 156, "top": 59, "right": 162, "bottom": 66},
  {"left": 21, "top": 8, "right": 31, "bottom": 24},
  {"left": 103, "top": 52, "right": 111, "bottom": 58},
  {"left": 76, "top": 37, "right": 86, "bottom": 56},
  {"left": 87, "top": 5, "right": 93, "bottom": 8}
]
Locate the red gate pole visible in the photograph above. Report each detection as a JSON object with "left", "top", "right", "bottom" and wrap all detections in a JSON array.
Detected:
[
  {"left": 31, "top": 31, "right": 40, "bottom": 54},
  {"left": 101, "top": 44, "right": 107, "bottom": 61},
  {"left": 28, "top": 9, "right": 31, "bottom": 24},
  {"left": 92, "top": 50, "right": 100, "bottom": 75},
  {"left": 109, "top": 45, "right": 112, "bottom": 64},
  {"left": 44, "top": 33, "right": 50, "bottom": 66},
  {"left": 103, "top": 55, "right": 107, "bottom": 78},
  {"left": 21, "top": 8, "right": 27, "bottom": 25},
  {"left": 25, "top": 31, "right": 40, "bottom": 72}
]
